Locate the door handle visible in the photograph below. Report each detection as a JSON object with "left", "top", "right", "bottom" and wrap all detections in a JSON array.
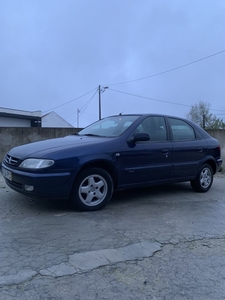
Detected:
[
  {"left": 162, "top": 149, "right": 169, "bottom": 154},
  {"left": 162, "top": 149, "right": 169, "bottom": 157}
]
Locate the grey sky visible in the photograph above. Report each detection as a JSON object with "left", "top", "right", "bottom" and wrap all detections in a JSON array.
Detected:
[{"left": 1, "top": 0, "right": 225, "bottom": 127}]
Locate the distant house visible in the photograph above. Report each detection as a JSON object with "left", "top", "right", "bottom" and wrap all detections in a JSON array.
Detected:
[
  {"left": 42, "top": 111, "right": 74, "bottom": 128},
  {"left": 0, "top": 107, "right": 74, "bottom": 128},
  {"left": 0, "top": 107, "right": 42, "bottom": 127}
]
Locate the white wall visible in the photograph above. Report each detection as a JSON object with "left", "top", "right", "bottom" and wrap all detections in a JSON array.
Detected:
[
  {"left": 42, "top": 112, "right": 73, "bottom": 128},
  {"left": 0, "top": 117, "right": 30, "bottom": 127}
]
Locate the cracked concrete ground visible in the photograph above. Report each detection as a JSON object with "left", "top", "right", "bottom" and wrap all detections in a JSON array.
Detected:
[{"left": 0, "top": 172, "right": 225, "bottom": 299}]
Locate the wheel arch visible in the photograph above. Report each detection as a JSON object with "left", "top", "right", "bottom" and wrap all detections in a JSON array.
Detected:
[
  {"left": 203, "top": 158, "right": 217, "bottom": 174},
  {"left": 74, "top": 160, "right": 118, "bottom": 189}
]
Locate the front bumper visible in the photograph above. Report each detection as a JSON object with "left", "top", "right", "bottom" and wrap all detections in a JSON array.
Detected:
[{"left": 1, "top": 162, "right": 76, "bottom": 199}]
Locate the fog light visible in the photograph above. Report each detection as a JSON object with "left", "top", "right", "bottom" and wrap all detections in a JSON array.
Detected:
[{"left": 24, "top": 185, "right": 34, "bottom": 191}]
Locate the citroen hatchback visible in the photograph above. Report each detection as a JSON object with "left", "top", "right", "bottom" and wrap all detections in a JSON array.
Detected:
[{"left": 2, "top": 114, "right": 222, "bottom": 211}]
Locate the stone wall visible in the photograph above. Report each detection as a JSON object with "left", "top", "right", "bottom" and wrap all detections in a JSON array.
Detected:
[
  {"left": 0, "top": 127, "right": 79, "bottom": 162},
  {"left": 0, "top": 127, "right": 224, "bottom": 169},
  {"left": 206, "top": 129, "right": 225, "bottom": 170}
]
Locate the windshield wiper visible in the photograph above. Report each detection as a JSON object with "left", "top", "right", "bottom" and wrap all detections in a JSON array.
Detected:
[{"left": 80, "top": 133, "right": 101, "bottom": 137}]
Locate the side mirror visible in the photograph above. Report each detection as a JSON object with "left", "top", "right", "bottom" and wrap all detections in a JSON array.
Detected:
[
  {"left": 134, "top": 132, "right": 150, "bottom": 141},
  {"left": 127, "top": 132, "right": 150, "bottom": 144}
]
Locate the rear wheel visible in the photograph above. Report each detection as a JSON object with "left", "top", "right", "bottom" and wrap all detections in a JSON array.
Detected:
[
  {"left": 70, "top": 168, "right": 113, "bottom": 211},
  {"left": 191, "top": 164, "right": 213, "bottom": 193}
]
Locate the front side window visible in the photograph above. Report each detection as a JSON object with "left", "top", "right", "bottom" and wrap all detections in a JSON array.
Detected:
[
  {"left": 169, "top": 118, "right": 196, "bottom": 141},
  {"left": 133, "top": 116, "right": 167, "bottom": 141}
]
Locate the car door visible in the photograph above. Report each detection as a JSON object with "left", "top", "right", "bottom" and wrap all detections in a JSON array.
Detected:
[
  {"left": 168, "top": 117, "right": 208, "bottom": 179},
  {"left": 116, "top": 116, "right": 173, "bottom": 187}
]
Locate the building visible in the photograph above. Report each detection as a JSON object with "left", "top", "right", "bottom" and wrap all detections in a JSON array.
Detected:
[
  {"left": 0, "top": 107, "right": 42, "bottom": 127},
  {"left": 42, "top": 111, "right": 74, "bottom": 128},
  {"left": 0, "top": 107, "right": 73, "bottom": 128}
]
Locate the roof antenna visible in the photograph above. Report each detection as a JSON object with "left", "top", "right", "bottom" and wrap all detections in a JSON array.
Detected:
[{"left": 119, "top": 111, "right": 125, "bottom": 115}]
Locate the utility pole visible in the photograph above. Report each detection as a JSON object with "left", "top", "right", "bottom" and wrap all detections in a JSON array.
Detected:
[
  {"left": 77, "top": 108, "right": 80, "bottom": 128},
  {"left": 203, "top": 114, "right": 206, "bottom": 129},
  {"left": 98, "top": 85, "right": 101, "bottom": 120},
  {"left": 98, "top": 85, "right": 108, "bottom": 120}
]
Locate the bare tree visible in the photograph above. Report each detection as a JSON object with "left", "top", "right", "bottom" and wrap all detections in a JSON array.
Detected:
[{"left": 186, "top": 101, "right": 225, "bottom": 129}]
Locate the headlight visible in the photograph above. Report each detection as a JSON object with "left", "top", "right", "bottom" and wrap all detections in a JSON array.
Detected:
[{"left": 19, "top": 159, "right": 54, "bottom": 169}]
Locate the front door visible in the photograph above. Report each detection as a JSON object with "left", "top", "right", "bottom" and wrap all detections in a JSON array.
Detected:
[{"left": 116, "top": 116, "right": 173, "bottom": 187}]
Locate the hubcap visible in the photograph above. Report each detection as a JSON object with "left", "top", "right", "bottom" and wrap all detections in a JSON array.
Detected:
[
  {"left": 200, "top": 167, "right": 212, "bottom": 189},
  {"left": 79, "top": 174, "right": 108, "bottom": 206}
]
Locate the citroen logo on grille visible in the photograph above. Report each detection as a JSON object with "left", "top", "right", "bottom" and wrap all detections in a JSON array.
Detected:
[{"left": 5, "top": 154, "right": 19, "bottom": 165}]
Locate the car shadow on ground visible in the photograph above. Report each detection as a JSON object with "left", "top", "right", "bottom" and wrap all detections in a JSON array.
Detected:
[
  {"left": 110, "top": 182, "right": 193, "bottom": 206},
  {"left": 6, "top": 181, "right": 193, "bottom": 215}
]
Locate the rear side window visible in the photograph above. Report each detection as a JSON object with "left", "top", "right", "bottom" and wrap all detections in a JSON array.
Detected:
[{"left": 169, "top": 118, "right": 196, "bottom": 141}]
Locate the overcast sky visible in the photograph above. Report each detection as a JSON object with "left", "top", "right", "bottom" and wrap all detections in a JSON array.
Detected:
[{"left": 1, "top": 0, "right": 225, "bottom": 127}]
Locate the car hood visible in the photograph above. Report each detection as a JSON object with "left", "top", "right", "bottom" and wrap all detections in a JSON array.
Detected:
[{"left": 8, "top": 135, "right": 117, "bottom": 159}]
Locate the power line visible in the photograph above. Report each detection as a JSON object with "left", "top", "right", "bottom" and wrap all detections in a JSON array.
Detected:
[
  {"left": 108, "top": 88, "right": 225, "bottom": 113},
  {"left": 215, "top": 113, "right": 225, "bottom": 116},
  {"left": 108, "top": 88, "right": 192, "bottom": 108},
  {"left": 72, "top": 89, "right": 98, "bottom": 125},
  {"left": 79, "top": 90, "right": 98, "bottom": 115},
  {"left": 43, "top": 87, "right": 97, "bottom": 114},
  {"left": 107, "top": 49, "right": 225, "bottom": 86},
  {"left": 41, "top": 49, "right": 225, "bottom": 117},
  {"left": 66, "top": 89, "right": 98, "bottom": 118}
]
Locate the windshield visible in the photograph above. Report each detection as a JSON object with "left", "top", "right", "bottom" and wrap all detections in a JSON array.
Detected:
[{"left": 79, "top": 115, "right": 140, "bottom": 137}]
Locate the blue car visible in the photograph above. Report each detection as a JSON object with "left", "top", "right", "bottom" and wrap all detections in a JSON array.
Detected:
[{"left": 1, "top": 114, "right": 222, "bottom": 211}]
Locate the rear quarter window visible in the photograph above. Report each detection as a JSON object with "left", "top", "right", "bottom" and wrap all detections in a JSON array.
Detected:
[{"left": 169, "top": 118, "right": 196, "bottom": 141}]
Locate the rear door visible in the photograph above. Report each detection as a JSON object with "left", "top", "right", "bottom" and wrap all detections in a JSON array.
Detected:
[{"left": 168, "top": 117, "right": 208, "bottom": 179}]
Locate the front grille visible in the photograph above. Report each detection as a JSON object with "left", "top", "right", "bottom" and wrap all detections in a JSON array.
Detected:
[{"left": 4, "top": 154, "right": 20, "bottom": 166}]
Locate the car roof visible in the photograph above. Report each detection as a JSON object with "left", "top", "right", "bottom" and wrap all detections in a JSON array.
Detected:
[
  {"left": 105, "top": 113, "right": 206, "bottom": 131},
  {"left": 106, "top": 113, "right": 188, "bottom": 119}
]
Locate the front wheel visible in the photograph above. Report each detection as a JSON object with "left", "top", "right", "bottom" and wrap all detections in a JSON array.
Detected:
[
  {"left": 70, "top": 168, "right": 113, "bottom": 211},
  {"left": 191, "top": 164, "right": 213, "bottom": 193}
]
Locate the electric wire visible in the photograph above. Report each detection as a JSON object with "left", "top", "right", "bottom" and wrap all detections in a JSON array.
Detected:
[
  {"left": 72, "top": 89, "right": 98, "bottom": 124},
  {"left": 108, "top": 88, "right": 192, "bottom": 108},
  {"left": 43, "top": 49, "right": 225, "bottom": 121},
  {"left": 108, "top": 88, "right": 225, "bottom": 113},
  {"left": 79, "top": 90, "right": 98, "bottom": 115},
  {"left": 42, "top": 87, "right": 97, "bottom": 114},
  {"left": 106, "top": 49, "right": 225, "bottom": 86}
]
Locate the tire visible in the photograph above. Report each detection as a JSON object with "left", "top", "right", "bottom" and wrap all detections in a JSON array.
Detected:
[
  {"left": 70, "top": 168, "right": 113, "bottom": 211},
  {"left": 191, "top": 164, "right": 213, "bottom": 193}
]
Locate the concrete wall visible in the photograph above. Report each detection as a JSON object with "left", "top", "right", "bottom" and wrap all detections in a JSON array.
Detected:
[
  {"left": 206, "top": 129, "right": 225, "bottom": 170},
  {"left": 0, "top": 127, "right": 224, "bottom": 170},
  {"left": 0, "top": 127, "right": 79, "bottom": 162}
]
